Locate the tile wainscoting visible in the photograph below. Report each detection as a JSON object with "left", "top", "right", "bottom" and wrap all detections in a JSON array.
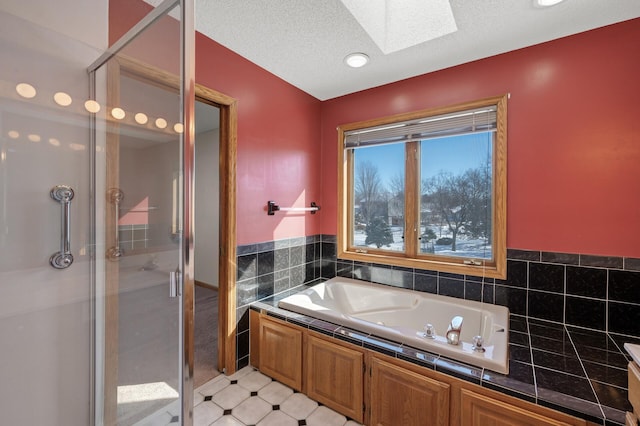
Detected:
[{"left": 235, "top": 235, "right": 640, "bottom": 369}]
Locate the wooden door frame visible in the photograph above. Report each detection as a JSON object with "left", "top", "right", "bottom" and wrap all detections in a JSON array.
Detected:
[{"left": 103, "top": 56, "right": 237, "bottom": 421}]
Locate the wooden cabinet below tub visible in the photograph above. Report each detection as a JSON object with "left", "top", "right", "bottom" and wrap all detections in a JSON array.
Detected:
[
  {"left": 628, "top": 360, "right": 640, "bottom": 425},
  {"left": 306, "top": 334, "right": 364, "bottom": 423},
  {"left": 250, "top": 309, "right": 590, "bottom": 426},
  {"left": 461, "top": 388, "right": 577, "bottom": 426},
  {"left": 369, "top": 356, "right": 449, "bottom": 426},
  {"left": 256, "top": 314, "right": 302, "bottom": 391}
]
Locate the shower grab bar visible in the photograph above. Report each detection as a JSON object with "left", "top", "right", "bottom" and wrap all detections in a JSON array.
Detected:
[
  {"left": 267, "top": 200, "right": 320, "bottom": 215},
  {"left": 107, "top": 188, "right": 125, "bottom": 260},
  {"left": 50, "top": 185, "right": 74, "bottom": 269}
]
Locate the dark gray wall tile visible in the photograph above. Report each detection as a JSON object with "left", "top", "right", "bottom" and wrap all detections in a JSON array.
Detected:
[
  {"left": 566, "top": 266, "right": 606, "bottom": 299},
  {"left": 528, "top": 291, "right": 564, "bottom": 322},
  {"left": 608, "top": 302, "right": 640, "bottom": 336},
  {"left": 529, "top": 262, "right": 564, "bottom": 293},
  {"left": 566, "top": 297, "right": 605, "bottom": 331},
  {"left": 580, "top": 254, "right": 623, "bottom": 269},
  {"left": 609, "top": 269, "right": 640, "bottom": 304}
]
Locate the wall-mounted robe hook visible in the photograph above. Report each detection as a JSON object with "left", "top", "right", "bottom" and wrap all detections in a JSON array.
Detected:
[{"left": 267, "top": 200, "right": 320, "bottom": 215}]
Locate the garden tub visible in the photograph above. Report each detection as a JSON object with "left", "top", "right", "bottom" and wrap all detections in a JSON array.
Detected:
[{"left": 278, "top": 277, "right": 509, "bottom": 374}]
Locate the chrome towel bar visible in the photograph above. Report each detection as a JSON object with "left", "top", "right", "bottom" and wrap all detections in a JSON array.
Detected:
[
  {"left": 267, "top": 200, "right": 320, "bottom": 215},
  {"left": 50, "top": 185, "right": 74, "bottom": 269}
]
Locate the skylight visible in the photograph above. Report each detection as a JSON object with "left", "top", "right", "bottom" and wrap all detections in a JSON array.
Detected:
[{"left": 340, "top": 0, "right": 458, "bottom": 54}]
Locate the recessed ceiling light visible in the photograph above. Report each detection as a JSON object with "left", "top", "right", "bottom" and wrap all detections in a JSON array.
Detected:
[
  {"left": 535, "top": 0, "right": 565, "bottom": 7},
  {"left": 344, "top": 53, "right": 369, "bottom": 68}
]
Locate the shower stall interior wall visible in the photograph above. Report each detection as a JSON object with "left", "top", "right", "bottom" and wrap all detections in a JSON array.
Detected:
[{"left": 0, "top": 1, "right": 107, "bottom": 425}]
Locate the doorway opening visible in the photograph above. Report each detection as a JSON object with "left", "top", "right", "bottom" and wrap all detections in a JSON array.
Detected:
[{"left": 194, "top": 99, "right": 221, "bottom": 387}]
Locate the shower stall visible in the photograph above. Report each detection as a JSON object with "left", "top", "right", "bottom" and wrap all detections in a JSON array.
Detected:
[{"left": 0, "top": 0, "right": 196, "bottom": 424}]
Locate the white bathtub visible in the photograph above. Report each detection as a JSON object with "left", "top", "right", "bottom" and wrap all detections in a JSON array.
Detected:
[{"left": 278, "top": 277, "right": 509, "bottom": 374}]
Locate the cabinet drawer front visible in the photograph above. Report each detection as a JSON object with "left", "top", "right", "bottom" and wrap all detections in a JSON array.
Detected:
[{"left": 630, "top": 362, "right": 640, "bottom": 415}]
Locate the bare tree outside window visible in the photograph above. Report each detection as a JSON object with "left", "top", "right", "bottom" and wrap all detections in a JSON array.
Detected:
[
  {"left": 422, "top": 166, "right": 491, "bottom": 255},
  {"left": 354, "top": 160, "right": 384, "bottom": 226}
]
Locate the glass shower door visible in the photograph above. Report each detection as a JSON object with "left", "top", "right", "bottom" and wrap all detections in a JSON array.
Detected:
[{"left": 91, "top": 1, "right": 195, "bottom": 424}]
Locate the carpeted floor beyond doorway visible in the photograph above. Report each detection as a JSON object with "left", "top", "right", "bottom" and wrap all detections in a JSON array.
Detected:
[{"left": 194, "top": 284, "right": 220, "bottom": 388}]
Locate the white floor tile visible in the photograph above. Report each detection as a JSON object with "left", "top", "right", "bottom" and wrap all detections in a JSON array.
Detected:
[
  {"left": 193, "top": 391, "right": 205, "bottom": 407},
  {"left": 211, "top": 384, "right": 250, "bottom": 409},
  {"left": 132, "top": 410, "right": 173, "bottom": 426},
  {"left": 306, "top": 405, "right": 347, "bottom": 426},
  {"left": 193, "top": 401, "right": 224, "bottom": 426},
  {"left": 232, "top": 396, "right": 272, "bottom": 425},
  {"left": 280, "top": 392, "right": 318, "bottom": 420},
  {"left": 257, "top": 381, "right": 294, "bottom": 405},
  {"left": 256, "top": 410, "right": 298, "bottom": 426},
  {"left": 210, "top": 415, "right": 245, "bottom": 426},
  {"left": 198, "top": 376, "right": 231, "bottom": 397},
  {"left": 237, "top": 370, "right": 272, "bottom": 392},
  {"left": 226, "top": 366, "right": 255, "bottom": 381}
]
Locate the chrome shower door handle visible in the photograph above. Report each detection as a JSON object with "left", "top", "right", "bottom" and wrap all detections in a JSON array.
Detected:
[
  {"left": 50, "top": 185, "right": 74, "bottom": 269},
  {"left": 169, "top": 267, "right": 181, "bottom": 298},
  {"left": 106, "top": 188, "right": 124, "bottom": 260}
]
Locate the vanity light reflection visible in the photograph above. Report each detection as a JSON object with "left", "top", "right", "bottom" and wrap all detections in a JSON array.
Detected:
[
  {"left": 53, "top": 92, "right": 72, "bottom": 106},
  {"left": 11, "top": 80, "right": 185, "bottom": 134},
  {"left": 16, "top": 83, "right": 36, "bottom": 99}
]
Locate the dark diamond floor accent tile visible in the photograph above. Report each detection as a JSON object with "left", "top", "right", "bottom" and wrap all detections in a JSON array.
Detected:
[
  {"left": 298, "top": 420, "right": 307, "bottom": 426},
  {"left": 250, "top": 391, "right": 258, "bottom": 396},
  {"left": 203, "top": 395, "right": 212, "bottom": 401},
  {"left": 230, "top": 380, "right": 238, "bottom": 385},
  {"left": 272, "top": 404, "right": 280, "bottom": 410},
  {"left": 223, "top": 409, "right": 232, "bottom": 416},
  {"left": 170, "top": 416, "right": 179, "bottom": 423}
]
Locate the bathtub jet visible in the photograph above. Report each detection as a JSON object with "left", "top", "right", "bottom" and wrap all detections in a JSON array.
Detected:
[{"left": 278, "top": 277, "right": 509, "bottom": 374}]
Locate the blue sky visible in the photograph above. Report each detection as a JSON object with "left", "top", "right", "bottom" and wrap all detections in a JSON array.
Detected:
[{"left": 354, "top": 132, "right": 492, "bottom": 189}]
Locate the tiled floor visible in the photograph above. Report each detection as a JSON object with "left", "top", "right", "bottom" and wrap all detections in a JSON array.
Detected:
[
  {"left": 193, "top": 367, "right": 362, "bottom": 426},
  {"left": 136, "top": 366, "right": 362, "bottom": 426}
]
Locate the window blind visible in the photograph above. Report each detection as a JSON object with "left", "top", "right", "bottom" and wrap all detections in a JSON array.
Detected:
[{"left": 344, "top": 106, "right": 497, "bottom": 148}]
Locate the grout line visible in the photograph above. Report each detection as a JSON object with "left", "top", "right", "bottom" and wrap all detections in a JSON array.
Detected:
[{"left": 564, "top": 327, "right": 606, "bottom": 421}]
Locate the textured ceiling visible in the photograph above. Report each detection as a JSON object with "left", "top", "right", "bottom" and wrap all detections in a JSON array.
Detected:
[{"left": 145, "top": 0, "right": 640, "bottom": 100}]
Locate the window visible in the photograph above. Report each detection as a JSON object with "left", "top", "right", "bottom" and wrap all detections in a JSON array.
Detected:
[{"left": 338, "top": 95, "right": 507, "bottom": 279}]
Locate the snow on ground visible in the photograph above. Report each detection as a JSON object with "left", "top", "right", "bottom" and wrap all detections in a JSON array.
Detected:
[{"left": 353, "top": 225, "right": 492, "bottom": 259}]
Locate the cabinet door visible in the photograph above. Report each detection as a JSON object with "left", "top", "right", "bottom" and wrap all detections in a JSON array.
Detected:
[
  {"left": 461, "top": 388, "right": 576, "bottom": 426},
  {"left": 259, "top": 318, "right": 302, "bottom": 391},
  {"left": 629, "top": 362, "right": 640, "bottom": 415},
  {"left": 306, "top": 334, "right": 364, "bottom": 423},
  {"left": 370, "top": 357, "right": 449, "bottom": 426}
]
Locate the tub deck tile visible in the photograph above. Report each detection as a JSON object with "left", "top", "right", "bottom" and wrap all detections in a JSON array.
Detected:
[
  {"left": 395, "top": 345, "right": 438, "bottom": 369},
  {"left": 334, "top": 327, "right": 367, "bottom": 347},
  {"left": 434, "top": 357, "right": 483, "bottom": 385}
]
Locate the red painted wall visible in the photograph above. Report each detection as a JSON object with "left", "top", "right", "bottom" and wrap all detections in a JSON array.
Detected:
[
  {"left": 110, "top": 3, "right": 639, "bottom": 256},
  {"left": 320, "top": 18, "right": 640, "bottom": 258},
  {"left": 110, "top": 0, "right": 322, "bottom": 245}
]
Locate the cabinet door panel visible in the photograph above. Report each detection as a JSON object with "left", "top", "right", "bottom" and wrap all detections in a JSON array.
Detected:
[
  {"left": 461, "top": 389, "right": 575, "bottom": 426},
  {"left": 306, "top": 334, "right": 364, "bottom": 422},
  {"left": 259, "top": 319, "right": 302, "bottom": 390},
  {"left": 370, "top": 357, "right": 449, "bottom": 426}
]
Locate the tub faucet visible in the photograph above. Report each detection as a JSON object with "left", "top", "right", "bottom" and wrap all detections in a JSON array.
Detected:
[{"left": 446, "top": 316, "right": 463, "bottom": 345}]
